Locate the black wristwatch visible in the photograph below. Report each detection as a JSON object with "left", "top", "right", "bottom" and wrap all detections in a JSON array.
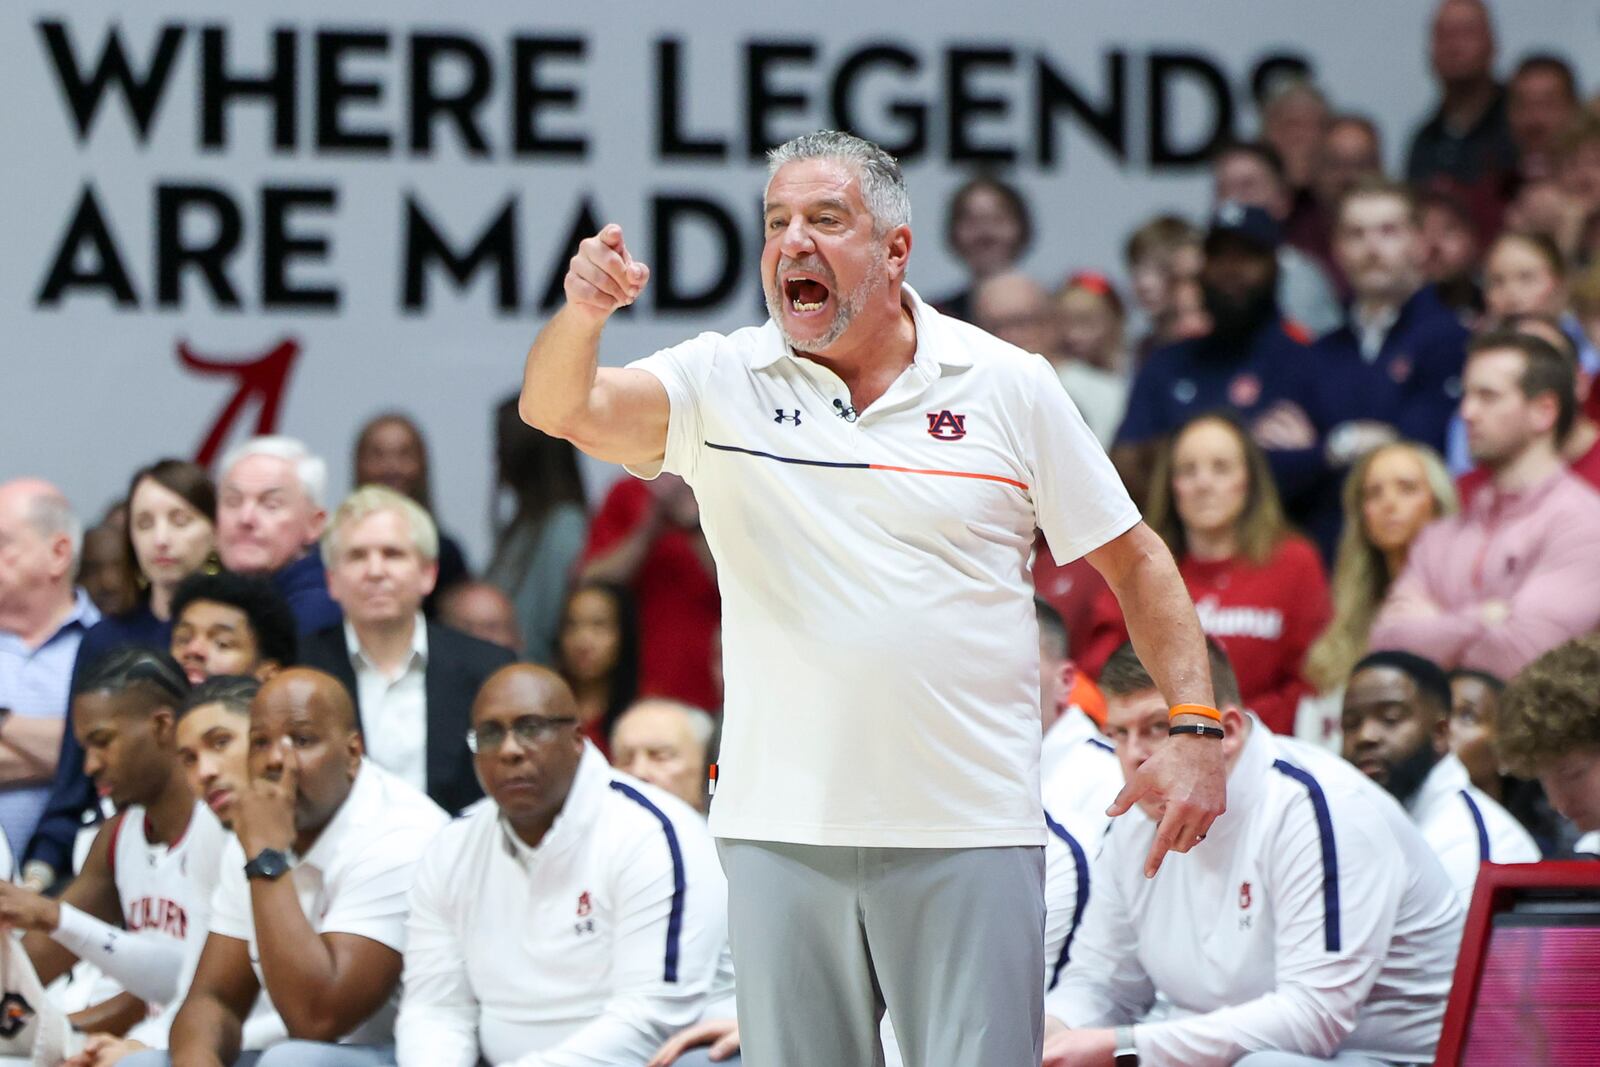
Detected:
[
  {"left": 243, "top": 848, "right": 291, "bottom": 881},
  {"left": 1114, "top": 1025, "right": 1139, "bottom": 1066}
]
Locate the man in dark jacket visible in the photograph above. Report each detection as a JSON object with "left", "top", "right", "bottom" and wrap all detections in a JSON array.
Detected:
[{"left": 298, "top": 487, "right": 514, "bottom": 815}]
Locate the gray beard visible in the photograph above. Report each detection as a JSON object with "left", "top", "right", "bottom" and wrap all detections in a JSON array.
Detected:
[{"left": 765, "top": 254, "right": 885, "bottom": 354}]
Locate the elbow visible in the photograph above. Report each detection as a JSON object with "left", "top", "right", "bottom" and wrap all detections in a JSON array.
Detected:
[
  {"left": 517, "top": 392, "right": 570, "bottom": 439},
  {"left": 287, "top": 1015, "right": 350, "bottom": 1045}
]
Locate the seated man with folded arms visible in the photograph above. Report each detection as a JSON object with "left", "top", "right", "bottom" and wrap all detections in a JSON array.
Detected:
[
  {"left": 1044, "top": 641, "right": 1463, "bottom": 1067},
  {"left": 395, "top": 665, "right": 726, "bottom": 1067},
  {"left": 126, "top": 668, "right": 448, "bottom": 1067},
  {"left": 1341, "top": 650, "right": 1540, "bottom": 903},
  {"left": 0, "top": 650, "right": 225, "bottom": 1039}
]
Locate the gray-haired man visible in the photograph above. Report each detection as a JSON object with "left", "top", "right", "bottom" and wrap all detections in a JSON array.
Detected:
[{"left": 519, "top": 130, "right": 1226, "bottom": 1067}]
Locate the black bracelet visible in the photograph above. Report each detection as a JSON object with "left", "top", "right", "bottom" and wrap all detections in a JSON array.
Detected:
[{"left": 1169, "top": 724, "right": 1224, "bottom": 740}]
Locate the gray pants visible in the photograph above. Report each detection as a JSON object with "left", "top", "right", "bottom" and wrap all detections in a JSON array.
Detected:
[
  {"left": 122, "top": 1043, "right": 396, "bottom": 1066},
  {"left": 719, "top": 839, "right": 1045, "bottom": 1067},
  {"left": 1235, "top": 1054, "right": 1407, "bottom": 1066}
]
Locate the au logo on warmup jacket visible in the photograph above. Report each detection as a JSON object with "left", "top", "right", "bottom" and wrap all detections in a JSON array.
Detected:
[{"left": 926, "top": 410, "right": 967, "bottom": 440}]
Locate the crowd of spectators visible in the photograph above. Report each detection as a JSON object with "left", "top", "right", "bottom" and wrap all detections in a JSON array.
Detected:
[{"left": 2, "top": 1, "right": 1600, "bottom": 1064}]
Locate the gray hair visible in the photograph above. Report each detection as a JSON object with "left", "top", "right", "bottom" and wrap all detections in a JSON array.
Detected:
[
  {"left": 25, "top": 488, "right": 82, "bottom": 574},
  {"left": 767, "top": 130, "right": 912, "bottom": 233},
  {"left": 321, "top": 484, "right": 440, "bottom": 567},
  {"left": 219, "top": 436, "right": 328, "bottom": 510},
  {"left": 617, "top": 697, "right": 717, "bottom": 752}
]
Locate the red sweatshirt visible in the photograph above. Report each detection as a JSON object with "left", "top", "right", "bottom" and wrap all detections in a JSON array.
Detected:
[{"left": 1081, "top": 536, "right": 1331, "bottom": 734}]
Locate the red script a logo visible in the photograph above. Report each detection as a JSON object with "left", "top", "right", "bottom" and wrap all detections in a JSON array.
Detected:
[{"left": 179, "top": 338, "right": 301, "bottom": 468}]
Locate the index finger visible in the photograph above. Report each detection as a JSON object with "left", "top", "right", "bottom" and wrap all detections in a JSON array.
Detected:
[
  {"left": 1144, "top": 803, "right": 1187, "bottom": 878},
  {"left": 1106, "top": 773, "right": 1142, "bottom": 818},
  {"left": 599, "top": 224, "right": 634, "bottom": 266}
]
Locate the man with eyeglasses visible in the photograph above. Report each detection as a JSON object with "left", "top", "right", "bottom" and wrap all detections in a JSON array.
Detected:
[
  {"left": 394, "top": 664, "right": 726, "bottom": 1067},
  {"left": 132, "top": 668, "right": 448, "bottom": 1067}
]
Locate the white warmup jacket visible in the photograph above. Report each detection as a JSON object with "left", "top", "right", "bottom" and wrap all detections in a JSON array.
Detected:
[
  {"left": 1406, "top": 753, "right": 1541, "bottom": 904},
  {"left": 396, "top": 744, "right": 726, "bottom": 1067},
  {"left": 1047, "top": 723, "right": 1463, "bottom": 1066}
]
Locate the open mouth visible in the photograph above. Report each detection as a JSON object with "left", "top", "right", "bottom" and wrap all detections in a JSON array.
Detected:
[{"left": 783, "top": 275, "right": 832, "bottom": 314}]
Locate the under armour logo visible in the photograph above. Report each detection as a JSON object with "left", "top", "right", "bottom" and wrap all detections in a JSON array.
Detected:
[{"left": 774, "top": 409, "right": 802, "bottom": 425}]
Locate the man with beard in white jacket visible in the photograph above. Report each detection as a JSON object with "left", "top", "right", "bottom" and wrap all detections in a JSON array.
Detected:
[
  {"left": 395, "top": 665, "right": 726, "bottom": 1067},
  {"left": 1044, "top": 642, "right": 1463, "bottom": 1067}
]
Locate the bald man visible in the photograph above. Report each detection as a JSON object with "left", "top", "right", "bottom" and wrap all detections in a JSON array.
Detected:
[
  {"left": 139, "top": 669, "right": 448, "bottom": 1067},
  {"left": 395, "top": 665, "right": 726, "bottom": 1067},
  {"left": 0, "top": 477, "right": 99, "bottom": 859},
  {"left": 436, "top": 581, "right": 524, "bottom": 658},
  {"left": 611, "top": 698, "right": 716, "bottom": 812},
  {"left": 972, "top": 274, "right": 1126, "bottom": 446}
]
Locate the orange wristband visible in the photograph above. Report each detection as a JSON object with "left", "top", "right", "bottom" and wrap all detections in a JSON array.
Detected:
[{"left": 1169, "top": 703, "right": 1222, "bottom": 722}]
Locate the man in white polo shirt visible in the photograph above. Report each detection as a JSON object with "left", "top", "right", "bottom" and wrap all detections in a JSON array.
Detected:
[
  {"left": 134, "top": 669, "right": 448, "bottom": 1067},
  {"left": 1045, "top": 642, "right": 1462, "bottom": 1067},
  {"left": 519, "top": 129, "right": 1225, "bottom": 1067},
  {"left": 395, "top": 665, "right": 725, "bottom": 1065}
]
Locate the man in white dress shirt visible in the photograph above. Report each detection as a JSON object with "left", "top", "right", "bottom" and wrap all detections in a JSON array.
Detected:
[
  {"left": 1045, "top": 642, "right": 1463, "bottom": 1067},
  {"left": 133, "top": 669, "right": 447, "bottom": 1067},
  {"left": 1341, "top": 650, "right": 1539, "bottom": 902},
  {"left": 396, "top": 664, "right": 725, "bottom": 1067}
]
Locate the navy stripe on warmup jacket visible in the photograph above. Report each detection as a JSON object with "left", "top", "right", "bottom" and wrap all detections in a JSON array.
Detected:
[
  {"left": 609, "top": 780, "right": 687, "bottom": 982},
  {"left": 1460, "top": 791, "right": 1492, "bottom": 864},
  {"left": 1044, "top": 810, "right": 1090, "bottom": 990},
  {"left": 1271, "top": 760, "right": 1342, "bottom": 952}
]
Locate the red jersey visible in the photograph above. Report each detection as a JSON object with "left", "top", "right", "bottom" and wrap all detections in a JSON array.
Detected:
[
  {"left": 1081, "top": 536, "right": 1331, "bottom": 734},
  {"left": 583, "top": 478, "right": 721, "bottom": 710}
]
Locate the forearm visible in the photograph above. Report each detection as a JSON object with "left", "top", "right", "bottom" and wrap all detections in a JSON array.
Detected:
[
  {"left": 68, "top": 990, "right": 148, "bottom": 1037},
  {"left": 520, "top": 305, "right": 608, "bottom": 435},
  {"left": 0, "top": 716, "right": 66, "bottom": 781},
  {"left": 1133, "top": 986, "right": 1356, "bottom": 1067},
  {"left": 1106, "top": 535, "right": 1213, "bottom": 708},
  {"left": 169, "top": 992, "right": 243, "bottom": 1067},
  {"left": 249, "top": 878, "right": 343, "bottom": 1036},
  {"left": 50, "top": 902, "right": 187, "bottom": 1002},
  {"left": 1368, "top": 610, "right": 1480, "bottom": 667},
  {"left": 508, "top": 993, "right": 704, "bottom": 1067},
  {"left": 22, "top": 924, "right": 79, "bottom": 985}
]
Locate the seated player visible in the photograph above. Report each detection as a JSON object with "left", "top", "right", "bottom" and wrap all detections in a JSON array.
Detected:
[
  {"left": 0, "top": 649, "right": 225, "bottom": 1038},
  {"left": 1044, "top": 641, "right": 1463, "bottom": 1067},
  {"left": 1341, "top": 650, "right": 1540, "bottom": 902},
  {"left": 72, "top": 677, "right": 272, "bottom": 1066},
  {"left": 394, "top": 665, "right": 727, "bottom": 1066},
  {"left": 609, "top": 697, "right": 717, "bottom": 812},
  {"left": 130, "top": 669, "right": 448, "bottom": 1067}
]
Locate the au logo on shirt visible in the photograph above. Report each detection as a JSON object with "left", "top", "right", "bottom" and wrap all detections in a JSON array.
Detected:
[
  {"left": 1239, "top": 881, "right": 1254, "bottom": 930},
  {"left": 926, "top": 410, "right": 967, "bottom": 440}
]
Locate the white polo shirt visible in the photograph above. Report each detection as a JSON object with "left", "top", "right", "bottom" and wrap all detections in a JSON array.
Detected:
[
  {"left": 1047, "top": 724, "right": 1463, "bottom": 1066},
  {"left": 395, "top": 744, "right": 726, "bottom": 1067},
  {"left": 208, "top": 760, "right": 449, "bottom": 1047},
  {"left": 627, "top": 285, "right": 1140, "bottom": 847},
  {"left": 1407, "top": 754, "right": 1541, "bottom": 904}
]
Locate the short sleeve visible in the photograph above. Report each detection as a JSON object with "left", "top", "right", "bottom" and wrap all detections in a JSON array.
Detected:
[
  {"left": 207, "top": 838, "right": 251, "bottom": 942},
  {"left": 322, "top": 827, "right": 436, "bottom": 952},
  {"left": 623, "top": 332, "right": 722, "bottom": 481},
  {"left": 1025, "top": 357, "right": 1142, "bottom": 564}
]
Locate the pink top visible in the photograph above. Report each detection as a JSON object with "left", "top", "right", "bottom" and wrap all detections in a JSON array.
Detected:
[{"left": 1370, "top": 469, "right": 1600, "bottom": 679}]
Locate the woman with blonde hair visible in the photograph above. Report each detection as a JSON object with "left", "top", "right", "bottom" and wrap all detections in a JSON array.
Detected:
[
  {"left": 1300, "top": 441, "right": 1459, "bottom": 743},
  {"left": 1082, "top": 412, "right": 1330, "bottom": 734}
]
